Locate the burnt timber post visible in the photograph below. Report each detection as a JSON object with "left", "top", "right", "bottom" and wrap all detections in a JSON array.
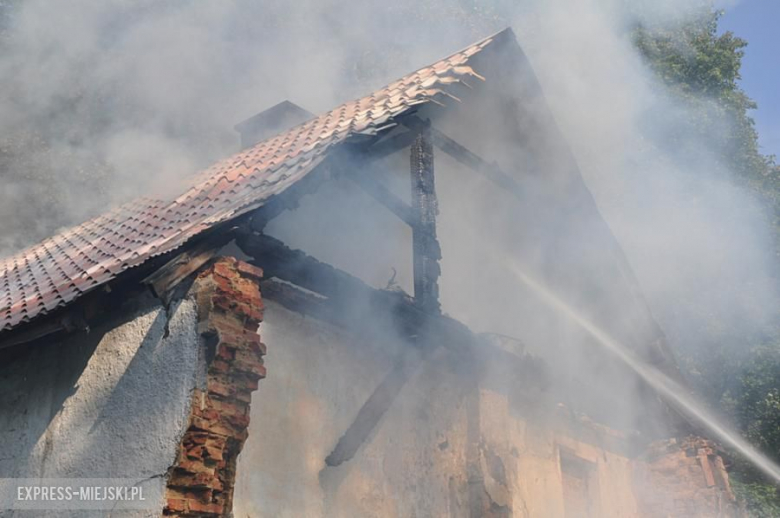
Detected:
[{"left": 410, "top": 120, "right": 441, "bottom": 313}]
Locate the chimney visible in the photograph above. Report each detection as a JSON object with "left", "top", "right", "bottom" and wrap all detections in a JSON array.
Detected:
[{"left": 234, "top": 100, "right": 314, "bottom": 149}]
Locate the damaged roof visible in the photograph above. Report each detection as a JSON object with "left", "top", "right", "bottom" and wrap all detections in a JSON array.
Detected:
[{"left": 0, "top": 30, "right": 505, "bottom": 334}]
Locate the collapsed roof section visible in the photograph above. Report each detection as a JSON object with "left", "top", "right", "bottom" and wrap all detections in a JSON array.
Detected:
[{"left": 0, "top": 31, "right": 500, "bottom": 333}]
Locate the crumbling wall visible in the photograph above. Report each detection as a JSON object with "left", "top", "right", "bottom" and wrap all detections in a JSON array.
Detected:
[
  {"left": 215, "top": 275, "right": 741, "bottom": 518},
  {"left": 0, "top": 292, "right": 201, "bottom": 516},
  {"left": 232, "top": 293, "right": 645, "bottom": 518},
  {"left": 232, "top": 299, "right": 473, "bottom": 517},
  {"left": 633, "top": 436, "right": 742, "bottom": 518},
  {"left": 474, "top": 388, "right": 641, "bottom": 518},
  {"left": 163, "top": 258, "right": 266, "bottom": 517}
]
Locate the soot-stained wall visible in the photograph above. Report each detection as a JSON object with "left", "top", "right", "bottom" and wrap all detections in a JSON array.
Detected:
[
  {"left": 233, "top": 298, "right": 646, "bottom": 518},
  {"left": 233, "top": 299, "right": 473, "bottom": 517},
  {"left": 0, "top": 293, "right": 202, "bottom": 516}
]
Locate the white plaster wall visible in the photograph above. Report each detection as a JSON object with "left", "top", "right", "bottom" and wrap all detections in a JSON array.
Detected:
[{"left": 0, "top": 294, "right": 201, "bottom": 517}]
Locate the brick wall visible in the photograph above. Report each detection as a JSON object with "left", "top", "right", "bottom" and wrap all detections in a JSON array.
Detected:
[
  {"left": 634, "top": 436, "right": 744, "bottom": 518},
  {"left": 163, "top": 257, "right": 266, "bottom": 517}
]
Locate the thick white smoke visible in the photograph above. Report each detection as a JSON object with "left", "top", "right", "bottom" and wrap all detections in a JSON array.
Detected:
[
  {"left": 510, "top": 0, "right": 777, "bottom": 373},
  {"left": 0, "top": 0, "right": 777, "bottom": 512}
]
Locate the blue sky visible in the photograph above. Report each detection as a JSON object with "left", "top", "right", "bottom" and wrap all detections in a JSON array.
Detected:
[{"left": 719, "top": 1, "right": 780, "bottom": 159}]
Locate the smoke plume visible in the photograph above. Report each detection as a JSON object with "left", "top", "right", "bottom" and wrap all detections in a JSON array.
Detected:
[{"left": 0, "top": 0, "right": 777, "bottom": 513}]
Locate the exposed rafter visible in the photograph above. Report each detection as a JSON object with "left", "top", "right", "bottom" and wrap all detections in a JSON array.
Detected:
[{"left": 403, "top": 115, "right": 524, "bottom": 198}]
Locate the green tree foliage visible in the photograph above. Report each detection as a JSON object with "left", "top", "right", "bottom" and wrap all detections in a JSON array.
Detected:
[
  {"left": 722, "top": 344, "right": 780, "bottom": 515},
  {"left": 738, "top": 346, "right": 780, "bottom": 458},
  {"left": 634, "top": 9, "right": 780, "bottom": 246},
  {"left": 634, "top": 8, "right": 780, "bottom": 513}
]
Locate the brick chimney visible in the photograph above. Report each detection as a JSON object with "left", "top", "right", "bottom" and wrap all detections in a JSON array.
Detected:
[{"left": 234, "top": 100, "right": 314, "bottom": 149}]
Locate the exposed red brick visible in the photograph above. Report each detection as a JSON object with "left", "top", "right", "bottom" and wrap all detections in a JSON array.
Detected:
[
  {"left": 216, "top": 343, "right": 236, "bottom": 360},
  {"left": 241, "top": 377, "right": 260, "bottom": 392},
  {"left": 210, "top": 359, "right": 230, "bottom": 374},
  {"left": 176, "top": 460, "right": 215, "bottom": 476},
  {"left": 163, "top": 257, "right": 265, "bottom": 517},
  {"left": 224, "top": 413, "right": 251, "bottom": 429},
  {"left": 633, "top": 436, "right": 744, "bottom": 518},
  {"left": 233, "top": 358, "right": 267, "bottom": 378},
  {"left": 169, "top": 469, "right": 220, "bottom": 489},
  {"left": 207, "top": 379, "right": 235, "bottom": 399},
  {"left": 231, "top": 391, "right": 254, "bottom": 405},
  {"left": 167, "top": 499, "right": 187, "bottom": 513},
  {"left": 236, "top": 261, "right": 263, "bottom": 281},
  {"left": 249, "top": 339, "right": 267, "bottom": 356},
  {"left": 203, "top": 445, "right": 224, "bottom": 462},
  {"left": 187, "top": 501, "right": 224, "bottom": 515},
  {"left": 167, "top": 487, "right": 210, "bottom": 503},
  {"left": 186, "top": 433, "right": 209, "bottom": 446}
]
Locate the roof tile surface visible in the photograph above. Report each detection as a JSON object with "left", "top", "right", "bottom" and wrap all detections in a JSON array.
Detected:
[{"left": 0, "top": 32, "right": 501, "bottom": 333}]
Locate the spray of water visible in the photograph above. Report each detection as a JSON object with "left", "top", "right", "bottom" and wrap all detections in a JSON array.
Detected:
[{"left": 508, "top": 262, "right": 780, "bottom": 484}]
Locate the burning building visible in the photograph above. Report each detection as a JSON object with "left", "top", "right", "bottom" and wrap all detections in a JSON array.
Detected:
[{"left": 0, "top": 29, "right": 743, "bottom": 517}]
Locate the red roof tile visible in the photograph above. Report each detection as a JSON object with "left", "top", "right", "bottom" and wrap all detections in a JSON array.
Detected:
[{"left": 0, "top": 30, "right": 505, "bottom": 333}]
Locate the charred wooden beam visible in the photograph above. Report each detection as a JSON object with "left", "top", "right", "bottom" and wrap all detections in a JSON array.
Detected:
[
  {"left": 237, "top": 232, "right": 387, "bottom": 306},
  {"left": 325, "top": 344, "right": 435, "bottom": 467},
  {"left": 237, "top": 232, "right": 436, "bottom": 337},
  {"left": 143, "top": 233, "right": 232, "bottom": 300},
  {"left": 403, "top": 116, "right": 524, "bottom": 198},
  {"left": 264, "top": 273, "right": 460, "bottom": 469},
  {"left": 409, "top": 121, "right": 441, "bottom": 314},
  {"left": 0, "top": 316, "right": 69, "bottom": 351},
  {"left": 236, "top": 232, "right": 475, "bottom": 345}
]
